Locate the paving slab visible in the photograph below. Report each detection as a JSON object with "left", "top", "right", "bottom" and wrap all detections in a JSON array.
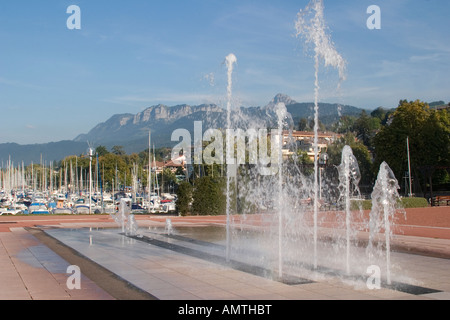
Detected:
[
  {"left": 43, "top": 226, "right": 450, "bottom": 300},
  {"left": 0, "top": 228, "right": 114, "bottom": 300},
  {"left": 1, "top": 213, "right": 449, "bottom": 301}
]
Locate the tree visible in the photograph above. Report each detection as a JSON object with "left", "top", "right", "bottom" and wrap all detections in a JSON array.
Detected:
[
  {"left": 158, "top": 168, "right": 177, "bottom": 194},
  {"left": 192, "top": 176, "right": 226, "bottom": 216},
  {"left": 370, "top": 107, "right": 392, "bottom": 124},
  {"left": 374, "top": 100, "right": 426, "bottom": 178},
  {"left": 176, "top": 181, "right": 193, "bottom": 216},
  {"left": 111, "top": 145, "right": 126, "bottom": 156},
  {"left": 95, "top": 145, "right": 109, "bottom": 157},
  {"left": 373, "top": 100, "right": 450, "bottom": 195},
  {"left": 98, "top": 153, "right": 128, "bottom": 191},
  {"left": 352, "top": 111, "right": 381, "bottom": 150},
  {"left": 298, "top": 118, "right": 310, "bottom": 131},
  {"left": 332, "top": 115, "right": 356, "bottom": 133}
]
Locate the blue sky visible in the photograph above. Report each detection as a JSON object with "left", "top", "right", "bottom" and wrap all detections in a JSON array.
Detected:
[{"left": 0, "top": 0, "right": 449, "bottom": 144}]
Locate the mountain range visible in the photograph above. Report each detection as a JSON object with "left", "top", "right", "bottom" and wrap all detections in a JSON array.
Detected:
[{"left": 0, "top": 94, "right": 365, "bottom": 165}]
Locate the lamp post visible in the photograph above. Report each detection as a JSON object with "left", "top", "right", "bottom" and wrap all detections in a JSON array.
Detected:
[{"left": 407, "top": 137, "right": 413, "bottom": 197}]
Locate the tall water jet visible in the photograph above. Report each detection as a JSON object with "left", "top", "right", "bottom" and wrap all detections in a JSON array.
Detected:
[
  {"left": 225, "top": 53, "right": 237, "bottom": 262},
  {"left": 295, "top": 0, "right": 346, "bottom": 269},
  {"left": 274, "top": 102, "right": 288, "bottom": 278},
  {"left": 368, "top": 161, "right": 404, "bottom": 285},
  {"left": 337, "top": 146, "right": 361, "bottom": 275}
]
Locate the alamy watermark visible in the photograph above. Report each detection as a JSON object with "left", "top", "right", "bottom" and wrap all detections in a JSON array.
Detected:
[
  {"left": 66, "top": 265, "right": 81, "bottom": 290},
  {"left": 366, "top": 265, "right": 381, "bottom": 290},
  {"left": 67, "top": 5, "right": 81, "bottom": 30},
  {"left": 171, "top": 121, "right": 284, "bottom": 176},
  {"left": 65, "top": 5, "right": 380, "bottom": 31},
  {"left": 367, "top": 5, "right": 381, "bottom": 30}
]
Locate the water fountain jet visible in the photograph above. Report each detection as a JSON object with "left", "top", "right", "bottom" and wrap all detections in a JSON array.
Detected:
[
  {"left": 165, "top": 218, "right": 173, "bottom": 236},
  {"left": 111, "top": 198, "right": 139, "bottom": 236},
  {"left": 338, "top": 146, "right": 361, "bottom": 275},
  {"left": 295, "top": 0, "right": 346, "bottom": 269},
  {"left": 275, "top": 102, "right": 288, "bottom": 278},
  {"left": 225, "top": 53, "right": 237, "bottom": 263},
  {"left": 368, "top": 161, "right": 404, "bottom": 285}
]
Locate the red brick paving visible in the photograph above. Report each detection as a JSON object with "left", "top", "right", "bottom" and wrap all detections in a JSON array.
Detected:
[
  {"left": 0, "top": 206, "right": 449, "bottom": 240},
  {"left": 0, "top": 215, "right": 113, "bottom": 232}
]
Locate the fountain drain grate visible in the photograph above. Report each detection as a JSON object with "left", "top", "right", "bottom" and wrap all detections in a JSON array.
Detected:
[{"left": 384, "top": 282, "right": 441, "bottom": 296}]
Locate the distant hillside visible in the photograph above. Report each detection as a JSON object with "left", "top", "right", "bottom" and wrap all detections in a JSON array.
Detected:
[
  {"left": 287, "top": 102, "right": 363, "bottom": 124},
  {"left": 74, "top": 95, "right": 365, "bottom": 153},
  {"left": 73, "top": 104, "right": 225, "bottom": 152},
  {"left": 0, "top": 94, "right": 367, "bottom": 164},
  {"left": 0, "top": 141, "right": 87, "bottom": 165}
]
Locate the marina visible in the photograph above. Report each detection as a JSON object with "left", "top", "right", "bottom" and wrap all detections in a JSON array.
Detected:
[{"left": 0, "top": 154, "right": 178, "bottom": 216}]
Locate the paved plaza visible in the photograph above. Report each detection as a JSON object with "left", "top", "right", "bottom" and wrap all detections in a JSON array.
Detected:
[{"left": 0, "top": 214, "right": 450, "bottom": 301}]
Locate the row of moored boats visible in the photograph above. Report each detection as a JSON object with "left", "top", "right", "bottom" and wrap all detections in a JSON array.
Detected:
[{"left": 0, "top": 190, "right": 177, "bottom": 215}]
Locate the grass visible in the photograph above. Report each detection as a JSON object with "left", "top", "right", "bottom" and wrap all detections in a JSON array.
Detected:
[{"left": 350, "top": 197, "right": 429, "bottom": 211}]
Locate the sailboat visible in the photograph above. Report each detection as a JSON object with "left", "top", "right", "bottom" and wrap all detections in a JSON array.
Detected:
[
  {"left": 29, "top": 192, "right": 49, "bottom": 214},
  {"left": 144, "top": 131, "right": 162, "bottom": 213}
]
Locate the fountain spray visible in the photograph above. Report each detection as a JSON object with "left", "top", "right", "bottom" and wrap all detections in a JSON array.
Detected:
[
  {"left": 225, "top": 53, "right": 237, "bottom": 262},
  {"left": 295, "top": 0, "right": 346, "bottom": 269},
  {"left": 338, "top": 146, "right": 361, "bottom": 275},
  {"left": 369, "top": 162, "right": 404, "bottom": 285},
  {"left": 275, "top": 102, "right": 287, "bottom": 278}
]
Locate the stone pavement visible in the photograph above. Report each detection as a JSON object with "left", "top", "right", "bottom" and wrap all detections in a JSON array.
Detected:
[
  {"left": 0, "top": 227, "right": 113, "bottom": 300},
  {"left": 43, "top": 222, "right": 450, "bottom": 301},
  {"left": 0, "top": 215, "right": 449, "bottom": 300}
]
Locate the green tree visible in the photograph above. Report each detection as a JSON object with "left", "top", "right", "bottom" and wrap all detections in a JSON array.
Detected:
[
  {"left": 192, "top": 176, "right": 226, "bottom": 216},
  {"left": 332, "top": 115, "right": 356, "bottom": 133},
  {"left": 111, "top": 145, "right": 126, "bottom": 156},
  {"left": 95, "top": 146, "right": 109, "bottom": 157},
  {"left": 374, "top": 100, "right": 427, "bottom": 179},
  {"left": 176, "top": 181, "right": 193, "bottom": 216},
  {"left": 370, "top": 107, "right": 392, "bottom": 124},
  {"left": 352, "top": 111, "right": 381, "bottom": 150},
  {"left": 373, "top": 100, "right": 450, "bottom": 193},
  {"left": 158, "top": 168, "right": 177, "bottom": 193},
  {"left": 98, "top": 153, "right": 128, "bottom": 191},
  {"left": 298, "top": 118, "right": 311, "bottom": 131}
]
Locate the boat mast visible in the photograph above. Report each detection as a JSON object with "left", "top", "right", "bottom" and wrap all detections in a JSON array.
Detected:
[
  {"left": 153, "top": 144, "right": 160, "bottom": 197},
  {"left": 148, "top": 130, "right": 152, "bottom": 213},
  {"left": 88, "top": 145, "right": 94, "bottom": 214}
]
